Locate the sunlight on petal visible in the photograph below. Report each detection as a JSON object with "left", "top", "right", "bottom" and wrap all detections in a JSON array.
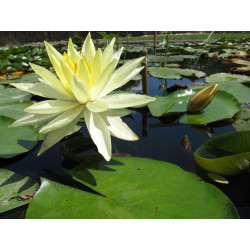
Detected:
[{"left": 84, "top": 107, "right": 111, "bottom": 161}]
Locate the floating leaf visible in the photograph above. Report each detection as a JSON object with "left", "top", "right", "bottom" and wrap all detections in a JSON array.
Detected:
[
  {"left": 205, "top": 73, "right": 250, "bottom": 85},
  {"left": 0, "top": 168, "right": 39, "bottom": 214},
  {"left": 148, "top": 67, "right": 206, "bottom": 79},
  {"left": 148, "top": 87, "right": 241, "bottom": 124},
  {"left": 233, "top": 119, "right": 250, "bottom": 131},
  {"left": 0, "top": 116, "right": 39, "bottom": 158},
  {"left": 194, "top": 131, "right": 250, "bottom": 176},
  {"left": 180, "top": 90, "right": 241, "bottom": 124},
  {"left": 60, "top": 137, "right": 101, "bottom": 163},
  {"left": 0, "top": 88, "right": 31, "bottom": 104},
  {"left": 0, "top": 73, "right": 39, "bottom": 85},
  {"left": 0, "top": 101, "right": 32, "bottom": 120},
  {"left": 26, "top": 157, "right": 239, "bottom": 219}
]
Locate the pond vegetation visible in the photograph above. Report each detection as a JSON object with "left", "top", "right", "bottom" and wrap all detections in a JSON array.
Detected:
[{"left": 0, "top": 32, "right": 249, "bottom": 219}]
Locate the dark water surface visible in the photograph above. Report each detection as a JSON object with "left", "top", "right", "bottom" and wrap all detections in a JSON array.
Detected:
[{"left": 2, "top": 58, "right": 250, "bottom": 219}]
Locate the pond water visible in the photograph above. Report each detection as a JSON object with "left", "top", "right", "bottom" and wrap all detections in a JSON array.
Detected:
[{"left": 1, "top": 52, "right": 249, "bottom": 218}]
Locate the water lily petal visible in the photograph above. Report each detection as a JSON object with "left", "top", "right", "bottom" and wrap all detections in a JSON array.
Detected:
[
  {"left": 91, "top": 60, "right": 116, "bottom": 100},
  {"left": 77, "top": 58, "right": 92, "bottom": 89},
  {"left": 40, "top": 105, "right": 84, "bottom": 134},
  {"left": 25, "top": 100, "right": 80, "bottom": 114},
  {"left": 38, "top": 113, "right": 81, "bottom": 156},
  {"left": 86, "top": 100, "right": 109, "bottom": 113},
  {"left": 100, "top": 110, "right": 138, "bottom": 141},
  {"left": 49, "top": 54, "right": 72, "bottom": 92},
  {"left": 91, "top": 48, "right": 103, "bottom": 85},
  {"left": 112, "top": 47, "right": 124, "bottom": 68},
  {"left": 100, "top": 93, "right": 156, "bottom": 109},
  {"left": 70, "top": 75, "right": 89, "bottom": 104},
  {"left": 84, "top": 107, "right": 111, "bottom": 161},
  {"left": 44, "top": 41, "right": 62, "bottom": 63},
  {"left": 82, "top": 32, "right": 96, "bottom": 62},
  {"left": 102, "top": 37, "right": 115, "bottom": 70},
  {"left": 60, "top": 59, "right": 74, "bottom": 91},
  {"left": 67, "top": 38, "right": 81, "bottom": 63},
  {"left": 10, "top": 113, "right": 58, "bottom": 128},
  {"left": 11, "top": 82, "right": 70, "bottom": 100},
  {"left": 29, "top": 63, "right": 74, "bottom": 100},
  {"left": 101, "top": 57, "right": 144, "bottom": 96}
]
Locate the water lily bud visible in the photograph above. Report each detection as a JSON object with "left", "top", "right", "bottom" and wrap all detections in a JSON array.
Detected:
[{"left": 187, "top": 84, "right": 219, "bottom": 113}]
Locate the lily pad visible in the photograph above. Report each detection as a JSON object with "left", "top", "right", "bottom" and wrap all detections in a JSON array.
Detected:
[
  {"left": 194, "top": 131, "right": 250, "bottom": 176},
  {"left": 0, "top": 88, "right": 31, "bottom": 104},
  {"left": 148, "top": 67, "right": 206, "bottom": 79},
  {"left": 148, "top": 87, "right": 241, "bottom": 124},
  {"left": 205, "top": 73, "right": 250, "bottom": 85},
  {"left": 0, "top": 116, "right": 39, "bottom": 158},
  {"left": 218, "top": 83, "right": 250, "bottom": 104},
  {"left": 0, "top": 73, "right": 40, "bottom": 85},
  {"left": 233, "top": 119, "right": 250, "bottom": 131},
  {"left": 180, "top": 90, "right": 241, "bottom": 124},
  {"left": 0, "top": 168, "right": 39, "bottom": 214},
  {"left": 26, "top": 157, "right": 239, "bottom": 219},
  {"left": 0, "top": 101, "right": 32, "bottom": 120},
  {"left": 60, "top": 137, "right": 101, "bottom": 163}
]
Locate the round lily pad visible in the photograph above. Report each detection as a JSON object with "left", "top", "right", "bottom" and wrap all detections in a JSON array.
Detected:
[
  {"left": 0, "top": 168, "right": 39, "bottom": 214},
  {"left": 180, "top": 90, "right": 241, "bottom": 124},
  {"left": 0, "top": 101, "right": 32, "bottom": 120},
  {"left": 0, "top": 88, "right": 31, "bottom": 104},
  {"left": 26, "top": 157, "right": 239, "bottom": 219},
  {"left": 148, "top": 67, "right": 206, "bottom": 79},
  {"left": 194, "top": 131, "right": 250, "bottom": 176},
  {"left": 205, "top": 73, "right": 250, "bottom": 85},
  {"left": 0, "top": 116, "right": 39, "bottom": 158},
  {"left": 148, "top": 87, "right": 241, "bottom": 124}
]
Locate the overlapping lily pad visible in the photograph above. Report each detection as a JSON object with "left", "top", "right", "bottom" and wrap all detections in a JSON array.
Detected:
[
  {"left": 0, "top": 73, "right": 40, "bottom": 85},
  {"left": 26, "top": 157, "right": 239, "bottom": 219},
  {"left": 0, "top": 168, "right": 39, "bottom": 213},
  {"left": 0, "top": 116, "right": 39, "bottom": 158},
  {"left": 205, "top": 73, "right": 250, "bottom": 84},
  {"left": 148, "top": 87, "right": 241, "bottom": 124},
  {"left": 0, "top": 88, "right": 31, "bottom": 104},
  {"left": 180, "top": 90, "right": 241, "bottom": 124},
  {"left": 194, "top": 131, "right": 250, "bottom": 176},
  {"left": 148, "top": 67, "right": 206, "bottom": 79},
  {"left": 0, "top": 101, "right": 32, "bottom": 120}
]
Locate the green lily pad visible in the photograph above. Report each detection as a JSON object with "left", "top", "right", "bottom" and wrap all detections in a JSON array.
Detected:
[
  {"left": 148, "top": 87, "right": 241, "bottom": 124},
  {"left": 215, "top": 83, "right": 250, "bottom": 104},
  {"left": 0, "top": 88, "right": 31, "bottom": 104},
  {"left": 205, "top": 73, "right": 250, "bottom": 85},
  {"left": 0, "top": 101, "right": 32, "bottom": 120},
  {"left": 0, "top": 116, "right": 39, "bottom": 158},
  {"left": 60, "top": 137, "right": 101, "bottom": 163},
  {"left": 180, "top": 90, "right": 241, "bottom": 124},
  {"left": 233, "top": 119, "right": 250, "bottom": 131},
  {"left": 0, "top": 73, "right": 40, "bottom": 85},
  {"left": 0, "top": 168, "right": 39, "bottom": 214},
  {"left": 148, "top": 67, "right": 206, "bottom": 79},
  {"left": 26, "top": 157, "right": 239, "bottom": 219},
  {"left": 194, "top": 131, "right": 250, "bottom": 176}
]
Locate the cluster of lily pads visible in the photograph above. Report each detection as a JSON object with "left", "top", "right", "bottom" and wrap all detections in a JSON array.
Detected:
[{"left": 0, "top": 33, "right": 250, "bottom": 219}]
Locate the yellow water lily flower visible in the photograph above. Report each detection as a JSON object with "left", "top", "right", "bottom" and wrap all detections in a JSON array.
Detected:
[{"left": 11, "top": 33, "right": 155, "bottom": 161}]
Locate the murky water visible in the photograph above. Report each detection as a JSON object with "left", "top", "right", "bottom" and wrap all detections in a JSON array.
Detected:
[{"left": 1, "top": 58, "right": 250, "bottom": 219}]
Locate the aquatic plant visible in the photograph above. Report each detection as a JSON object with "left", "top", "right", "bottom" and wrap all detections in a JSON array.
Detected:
[
  {"left": 11, "top": 33, "right": 155, "bottom": 161},
  {"left": 187, "top": 84, "right": 219, "bottom": 113}
]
